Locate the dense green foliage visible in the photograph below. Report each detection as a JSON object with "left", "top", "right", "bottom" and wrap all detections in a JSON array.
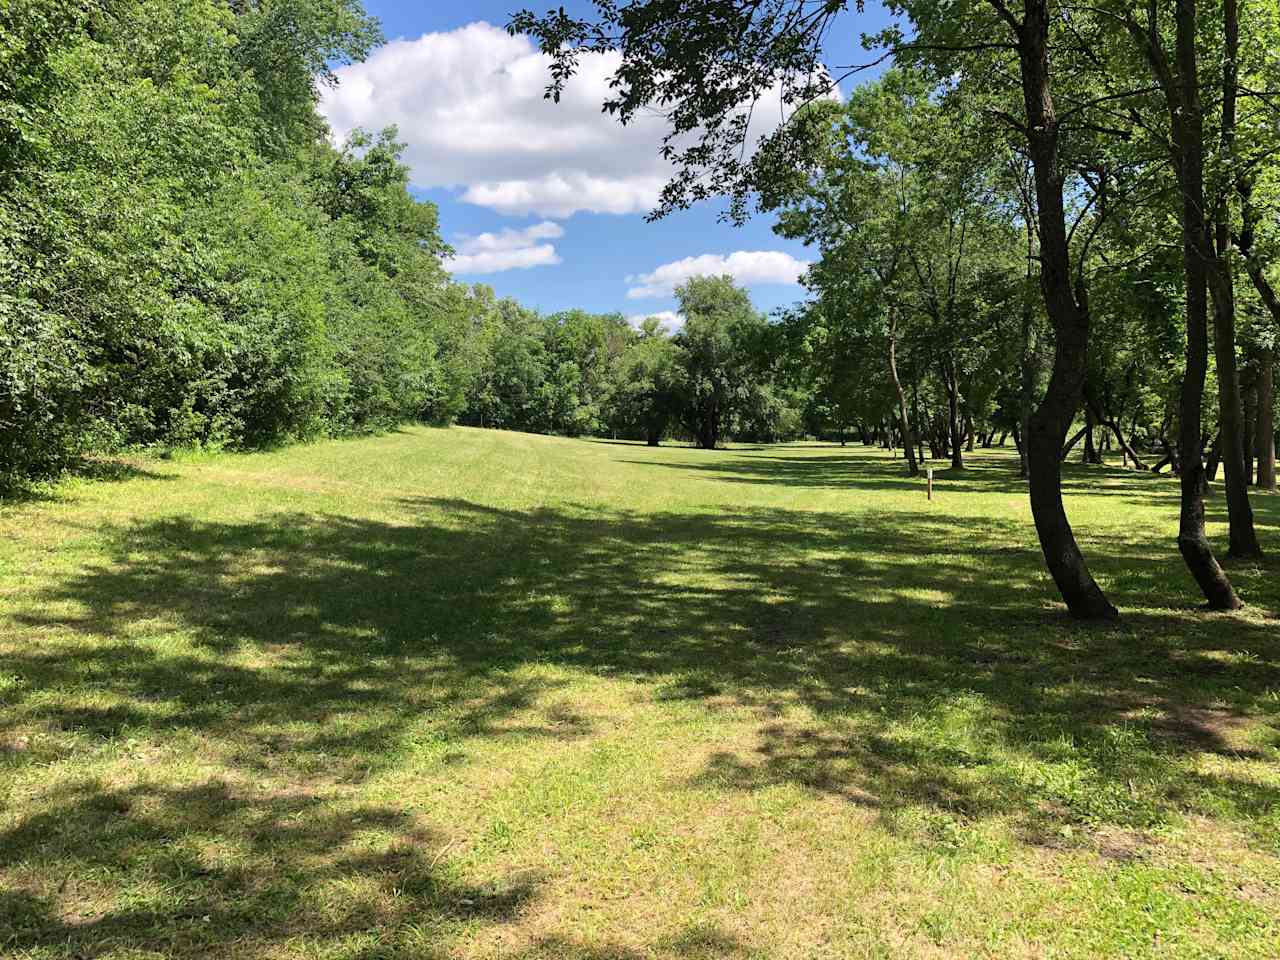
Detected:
[
  {"left": 0, "top": 0, "right": 808, "bottom": 488},
  {"left": 0, "top": 0, "right": 458, "bottom": 485}
]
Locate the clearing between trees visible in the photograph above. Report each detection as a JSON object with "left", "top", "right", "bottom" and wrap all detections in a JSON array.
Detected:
[{"left": 1, "top": 426, "right": 1278, "bottom": 959}]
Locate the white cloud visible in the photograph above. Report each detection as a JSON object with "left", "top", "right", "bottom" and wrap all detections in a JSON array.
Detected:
[
  {"left": 626, "top": 311, "right": 683, "bottom": 332},
  {"left": 626, "top": 251, "right": 811, "bottom": 300},
  {"left": 462, "top": 173, "right": 671, "bottom": 219},
  {"left": 443, "top": 221, "right": 564, "bottom": 275},
  {"left": 320, "top": 22, "right": 669, "bottom": 218},
  {"left": 321, "top": 21, "right": 827, "bottom": 219}
]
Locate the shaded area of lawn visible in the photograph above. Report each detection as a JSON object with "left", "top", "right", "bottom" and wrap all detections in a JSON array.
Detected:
[
  {"left": 618, "top": 446, "right": 1256, "bottom": 507},
  {"left": 2, "top": 444, "right": 1279, "bottom": 957}
]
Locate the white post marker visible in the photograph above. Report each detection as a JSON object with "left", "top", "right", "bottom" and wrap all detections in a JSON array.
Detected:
[{"left": 927, "top": 467, "right": 934, "bottom": 500}]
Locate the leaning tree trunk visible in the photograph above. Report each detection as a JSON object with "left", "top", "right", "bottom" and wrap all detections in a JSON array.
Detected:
[
  {"left": 1017, "top": 209, "right": 1038, "bottom": 480},
  {"left": 1157, "top": 0, "right": 1242, "bottom": 607},
  {"left": 1062, "top": 424, "right": 1089, "bottom": 461},
  {"left": 1207, "top": 0, "right": 1261, "bottom": 556},
  {"left": 1085, "top": 387, "right": 1148, "bottom": 469},
  {"left": 1234, "top": 107, "right": 1280, "bottom": 495},
  {"left": 887, "top": 310, "right": 919, "bottom": 477},
  {"left": 1013, "top": 0, "right": 1117, "bottom": 619},
  {"left": 1205, "top": 433, "right": 1222, "bottom": 482}
]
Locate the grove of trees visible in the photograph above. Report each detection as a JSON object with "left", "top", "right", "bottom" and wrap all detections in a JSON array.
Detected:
[
  {"left": 513, "top": 0, "right": 1280, "bottom": 619},
  {"left": 0, "top": 1, "right": 802, "bottom": 490}
]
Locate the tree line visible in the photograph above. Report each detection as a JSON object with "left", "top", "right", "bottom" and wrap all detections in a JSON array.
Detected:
[{"left": 0, "top": 1, "right": 806, "bottom": 491}]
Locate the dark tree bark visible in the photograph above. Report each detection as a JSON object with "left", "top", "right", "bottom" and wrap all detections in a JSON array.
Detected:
[
  {"left": 1257, "top": 348, "right": 1276, "bottom": 492},
  {"left": 887, "top": 308, "right": 920, "bottom": 477},
  {"left": 1084, "top": 387, "right": 1147, "bottom": 469},
  {"left": 912, "top": 385, "right": 926, "bottom": 464},
  {"left": 1016, "top": 203, "right": 1038, "bottom": 480},
  {"left": 1082, "top": 407, "right": 1100, "bottom": 464},
  {"left": 1129, "top": 0, "right": 1241, "bottom": 606},
  {"left": 1002, "top": 0, "right": 1116, "bottom": 619},
  {"left": 941, "top": 357, "right": 964, "bottom": 469},
  {"left": 1061, "top": 425, "right": 1089, "bottom": 461},
  {"left": 1206, "top": 432, "right": 1222, "bottom": 482},
  {"left": 1168, "top": 0, "right": 1241, "bottom": 602},
  {"left": 1243, "top": 372, "right": 1257, "bottom": 485},
  {"left": 1206, "top": 0, "right": 1261, "bottom": 555},
  {"left": 1234, "top": 131, "right": 1280, "bottom": 496}
]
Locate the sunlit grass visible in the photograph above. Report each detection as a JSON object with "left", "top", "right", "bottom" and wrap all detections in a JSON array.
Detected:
[{"left": 1, "top": 426, "right": 1278, "bottom": 958}]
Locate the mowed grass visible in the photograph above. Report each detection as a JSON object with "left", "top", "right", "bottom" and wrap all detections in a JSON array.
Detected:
[{"left": 1, "top": 426, "right": 1279, "bottom": 960}]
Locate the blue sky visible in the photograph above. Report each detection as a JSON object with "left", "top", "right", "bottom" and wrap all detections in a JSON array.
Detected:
[{"left": 324, "top": 1, "right": 895, "bottom": 323}]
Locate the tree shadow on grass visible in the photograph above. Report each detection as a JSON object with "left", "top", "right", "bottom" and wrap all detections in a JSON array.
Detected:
[
  {"left": 0, "top": 458, "right": 177, "bottom": 509},
  {"left": 0, "top": 777, "right": 540, "bottom": 958},
  {"left": 4, "top": 492, "right": 1280, "bottom": 953},
  {"left": 615, "top": 448, "right": 1266, "bottom": 506}
]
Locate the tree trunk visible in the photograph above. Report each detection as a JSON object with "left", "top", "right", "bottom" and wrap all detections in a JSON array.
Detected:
[
  {"left": 1243, "top": 374, "right": 1257, "bottom": 485},
  {"left": 1017, "top": 168, "right": 1038, "bottom": 483},
  {"left": 1082, "top": 407, "right": 1101, "bottom": 464},
  {"left": 887, "top": 311, "right": 919, "bottom": 477},
  {"left": 1205, "top": 432, "right": 1222, "bottom": 482},
  {"left": 1148, "top": 0, "right": 1242, "bottom": 606},
  {"left": 1061, "top": 425, "right": 1088, "bottom": 461},
  {"left": 1015, "top": 0, "right": 1116, "bottom": 619},
  {"left": 1235, "top": 132, "right": 1280, "bottom": 495},
  {"left": 942, "top": 358, "right": 964, "bottom": 469},
  {"left": 912, "top": 385, "right": 926, "bottom": 463},
  {"left": 1257, "top": 348, "right": 1276, "bottom": 492},
  {"left": 1128, "top": 0, "right": 1241, "bottom": 603},
  {"left": 1084, "top": 387, "right": 1147, "bottom": 469},
  {"left": 1207, "top": 0, "right": 1261, "bottom": 556}
]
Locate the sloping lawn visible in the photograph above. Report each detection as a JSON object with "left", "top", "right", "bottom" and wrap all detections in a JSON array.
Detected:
[{"left": 1, "top": 426, "right": 1278, "bottom": 959}]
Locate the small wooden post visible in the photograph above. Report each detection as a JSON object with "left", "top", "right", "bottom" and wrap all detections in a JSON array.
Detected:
[{"left": 927, "top": 467, "right": 934, "bottom": 500}]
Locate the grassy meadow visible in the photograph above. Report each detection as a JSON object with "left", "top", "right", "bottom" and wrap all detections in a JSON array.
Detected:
[{"left": 1, "top": 426, "right": 1278, "bottom": 959}]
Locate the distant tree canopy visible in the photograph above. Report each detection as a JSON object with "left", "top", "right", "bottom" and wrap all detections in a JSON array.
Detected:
[{"left": 0, "top": 1, "right": 817, "bottom": 490}]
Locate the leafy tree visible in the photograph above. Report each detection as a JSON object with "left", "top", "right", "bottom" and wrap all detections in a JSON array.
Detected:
[
  {"left": 670, "top": 277, "right": 769, "bottom": 449},
  {"left": 606, "top": 323, "right": 686, "bottom": 448}
]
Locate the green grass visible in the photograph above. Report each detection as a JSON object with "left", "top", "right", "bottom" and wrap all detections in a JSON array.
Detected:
[{"left": 1, "top": 425, "right": 1278, "bottom": 959}]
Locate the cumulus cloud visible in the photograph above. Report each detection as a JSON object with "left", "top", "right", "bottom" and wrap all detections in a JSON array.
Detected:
[
  {"left": 625, "top": 251, "right": 811, "bottom": 300},
  {"left": 626, "top": 311, "right": 683, "bottom": 332},
  {"left": 321, "top": 21, "right": 826, "bottom": 219},
  {"left": 443, "top": 221, "right": 564, "bottom": 275},
  {"left": 320, "top": 22, "right": 670, "bottom": 218},
  {"left": 462, "top": 173, "right": 672, "bottom": 219}
]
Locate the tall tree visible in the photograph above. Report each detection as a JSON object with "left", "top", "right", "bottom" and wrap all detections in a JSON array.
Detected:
[
  {"left": 512, "top": 0, "right": 1120, "bottom": 618},
  {"left": 673, "top": 276, "right": 767, "bottom": 450}
]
